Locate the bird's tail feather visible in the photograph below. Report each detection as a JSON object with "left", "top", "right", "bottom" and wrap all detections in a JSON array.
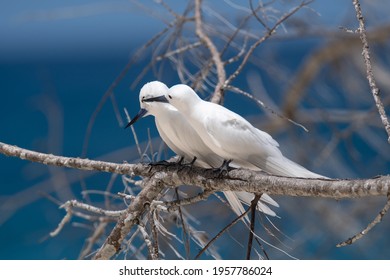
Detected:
[
  {"left": 260, "top": 155, "right": 328, "bottom": 179},
  {"left": 236, "top": 192, "right": 279, "bottom": 208},
  {"left": 223, "top": 191, "right": 278, "bottom": 224}
]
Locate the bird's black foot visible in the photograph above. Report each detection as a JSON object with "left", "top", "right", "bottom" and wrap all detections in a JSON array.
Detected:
[
  {"left": 176, "top": 156, "right": 185, "bottom": 165},
  {"left": 148, "top": 160, "right": 176, "bottom": 167},
  {"left": 211, "top": 159, "right": 233, "bottom": 177},
  {"left": 148, "top": 156, "right": 189, "bottom": 170},
  {"left": 178, "top": 156, "right": 197, "bottom": 171},
  {"left": 148, "top": 159, "right": 178, "bottom": 172}
]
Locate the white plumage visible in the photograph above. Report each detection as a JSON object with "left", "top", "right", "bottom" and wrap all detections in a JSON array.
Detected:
[
  {"left": 127, "top": 81, "right": 279, "bottom": 219},
  {"left": 166, "top": 84, "right": 326, "bottom": 179}
]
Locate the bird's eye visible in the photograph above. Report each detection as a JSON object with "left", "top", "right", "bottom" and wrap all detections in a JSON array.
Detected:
[{"left": 168, "top": 95, "right": 172, "bottom": 99}]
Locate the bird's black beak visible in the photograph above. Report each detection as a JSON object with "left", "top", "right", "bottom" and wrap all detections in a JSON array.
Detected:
[
  {"left": 125, "top": 108, "right": 148, "bottom": 128},
  {"left": 142, "top": 95, "right": 169, "bottom": 103}
]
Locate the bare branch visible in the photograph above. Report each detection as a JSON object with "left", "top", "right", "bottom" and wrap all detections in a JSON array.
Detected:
[
  {"left": 81, "top": 19, "right": 177, "bottom": 157},
  {"left": 174, "top": 188, "right": 190, "bottom": 259},
  {"left": 352, "top": 0, "right": 390, "bottom": 143},
  {"left": 246, "top": 194, "right": 261, "bottom": 260},
  {"left": 148, "top": 208, "right": 160, "bottom": 260},
  {"left": 283, "top": 25, "right": 390, "bottom": 121},
  {"left": 50, "top": 199, "right": 123, "bottom": 239},
  {"left": 155, "top": 41, "right": 202, "bottom": 62},
  {"left": 224, "top": 1, "right": 313, "bottom": 87},
  {"left": 50, "top": 204, "right": 73, "bottom": 237},
  {"left": 226, "top": 85, "right": 308, "bottom": 132},
  {"left": 195, "top": 0, "right": 226, "bottom": 104},
  {"left": 79, "top": 221, "right": 108, "bottom": 259},
  {"left": 4, "top": 137, "right": 390, "bottom": 257},
  {"left": 138, "top": 221, "right": 159, "bottom": 260},
  {"left": 61, "top": 199, "right": 125, "bottom": 217},
  {"left": 195, "top": 205, "right": 251, "bottom": 259},
  {"left": 337, "top": 192, "right": 390, "bottom": 247},
  {"left": 249, "top": 0, "right": 270, "bottom": 31},
  {"left": 1, "top": 141, "right": 389, "bottom": 200},
  {"left": 153, "top": 190, "right": 215, "bottom": 212},
  {"left": 93, "top": 175, "right": 165, "bottom": 260}
]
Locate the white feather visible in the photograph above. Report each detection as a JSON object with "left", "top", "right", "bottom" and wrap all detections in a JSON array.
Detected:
[{"left": 130, "top": 81, "right": 279, "bottom": 221}]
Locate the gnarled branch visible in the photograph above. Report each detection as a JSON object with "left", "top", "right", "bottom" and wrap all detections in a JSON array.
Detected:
[
  {"left": 1, "top": 141, "right": 389, "bottom": 199},
  {"left": 2, "top": 141, "right": 389, "bottom": 259},
  {"left": 352, "top": 0, "right": 390, "bottom": 143}
]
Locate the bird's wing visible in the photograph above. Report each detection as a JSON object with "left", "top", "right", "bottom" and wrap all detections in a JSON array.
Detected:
[
  {"left": 200, "top": 103, "right": 326, "bottom": 178},
  {"left": 156, "top": 106, "right": 221, "bottom": 168},
  {"left": 203, "top": 104, "right": 280, "bottom": 158}
]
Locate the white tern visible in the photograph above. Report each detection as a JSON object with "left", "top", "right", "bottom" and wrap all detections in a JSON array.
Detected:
[
  {"left": 126, "top": 81, "right": 279, "bottom": 218},
  {"left": 163, "top": 84, "right": 327, "bottom": 179}
]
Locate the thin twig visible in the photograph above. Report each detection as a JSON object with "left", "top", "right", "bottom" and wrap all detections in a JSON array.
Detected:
[
  {"left": 254, "top": 237, "right": 270, "bottom": 260},
  {"left": 246, "top": 194, "right": 261, "bottom": 260},
  {"left": 155, "top": 42, "right": 202, "bottom": 61},
  {"left": 225, "top": 1, "right": 313, "bottom": 87},
  {"left": 336, "top": 192, "right": 390, "bottom": 247},
  {"left": 191, "top": 2, "right": 263, "bottom": 93},
  {"left": 138, "top": 221, "right": 159, "bottom": 260},
  {"left": 81, "top": 21, "right": 174, "bottom": 158},
  {"left": 124, "top": 108, "right": 143, "bottom": 158},
  {"left": 175, "top": 188, "right": 191, "bottom": 259},
  {"left": 62, "top": 200, "right": 125, "bottom": 217},
  {"left": 117, "top": 192, "right": 136, "bottom": 201},
  {"left": 79, "top": 221, "right": 108, "bottom": 259},
  {"left": 145, "top": 204, "right": 160, "bottom": 260},
  {"left": 249, "top": 0, "right": 270, "bottom": 31},
  {"left": 226, "top": 85, "right": 308, "bottom": 132},
  {"left": 283, "top": 25, "right": 390, "bottom": 121},
  {"left": 224, "top": 37, "right": 248, "bottom": 66},
  {"left": 50, "top": 204, "right": 73, "bottom": 237},
  {"left": 50, "top": 199, "right": 124, "bottom": 237},
  {"left": 195, "top": 206, "right": 251, "bottom": 259},
  {"left": 153, "top": 190, "right": 215, "bottom": 212},
  {"left": 195, "top": 0, "right": 226, "bottom": 104},
  {"left": 352, "top": 0, "right": 390, "bottom": 143},
  {"left": 93, "top": 176, "right": 164, "bottom": 260}
]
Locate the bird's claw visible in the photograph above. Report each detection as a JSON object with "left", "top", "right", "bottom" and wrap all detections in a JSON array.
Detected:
[
  {"left": 149, "top": 160, "right": 176, "bottom": 167},
  {"left": 210, "top": 159, "right": 234, "bottom": 178}
]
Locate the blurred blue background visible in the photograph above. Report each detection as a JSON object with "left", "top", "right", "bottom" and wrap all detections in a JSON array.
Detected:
[{"left": 1, "top": 0, "right": 389, "bottom": 259}]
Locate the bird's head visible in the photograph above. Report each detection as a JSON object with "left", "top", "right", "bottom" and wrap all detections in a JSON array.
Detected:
[
  {"left": 166, "top": 84, "right": 201, "bottom": 112},
  {"left": 125, "top": 81, "right": 169, "bottom": 128},
  {"left": 139, "top": 81, "right": 169, "bottom": 111}
]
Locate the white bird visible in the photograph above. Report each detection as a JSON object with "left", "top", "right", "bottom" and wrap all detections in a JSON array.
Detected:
[
  {"left": 126, "top": 81, "right": 279, "bottom": 218},
  {"left": 164, "top": 84, "right": 327, "bottom": 179}
]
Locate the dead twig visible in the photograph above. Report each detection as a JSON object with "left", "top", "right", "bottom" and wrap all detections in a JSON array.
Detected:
[
  {"left": 337, "top": 192, "right": 390, "bottom": 247},
  {"left": 226, "top": 85, "right": 308, "bottom": 132},
  {"left": 195, "top": 205, "right": 251, "bottom": 259},
  {"left": 224, "top": 1, "right": 313, "bottom": 88},
  {"left": 79, "top": 221, "right": 108, "bottom": 259},
  {"left": 246, "top": 194, "right": 261, "bottom": 259},
  {"left": 93, "top": 175, "right": 164, "bottom": 260},
  {"left": 1, "top": 141, "right": 390, "bottom": 200},
  {"left": 352, "top": 0, "right": 390, "bottom": 143},
  {"left": 146, "top": 204, "right": 160, "bottom": 259},
  {"left": 138, "top": 220, "right": 159, "bottom": 260},
  {"left": 175, "top": 188, "right": 191, "bottom": 259},
  {"left": 195, "top": 0, "right": 226, "bottom": 104}
]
